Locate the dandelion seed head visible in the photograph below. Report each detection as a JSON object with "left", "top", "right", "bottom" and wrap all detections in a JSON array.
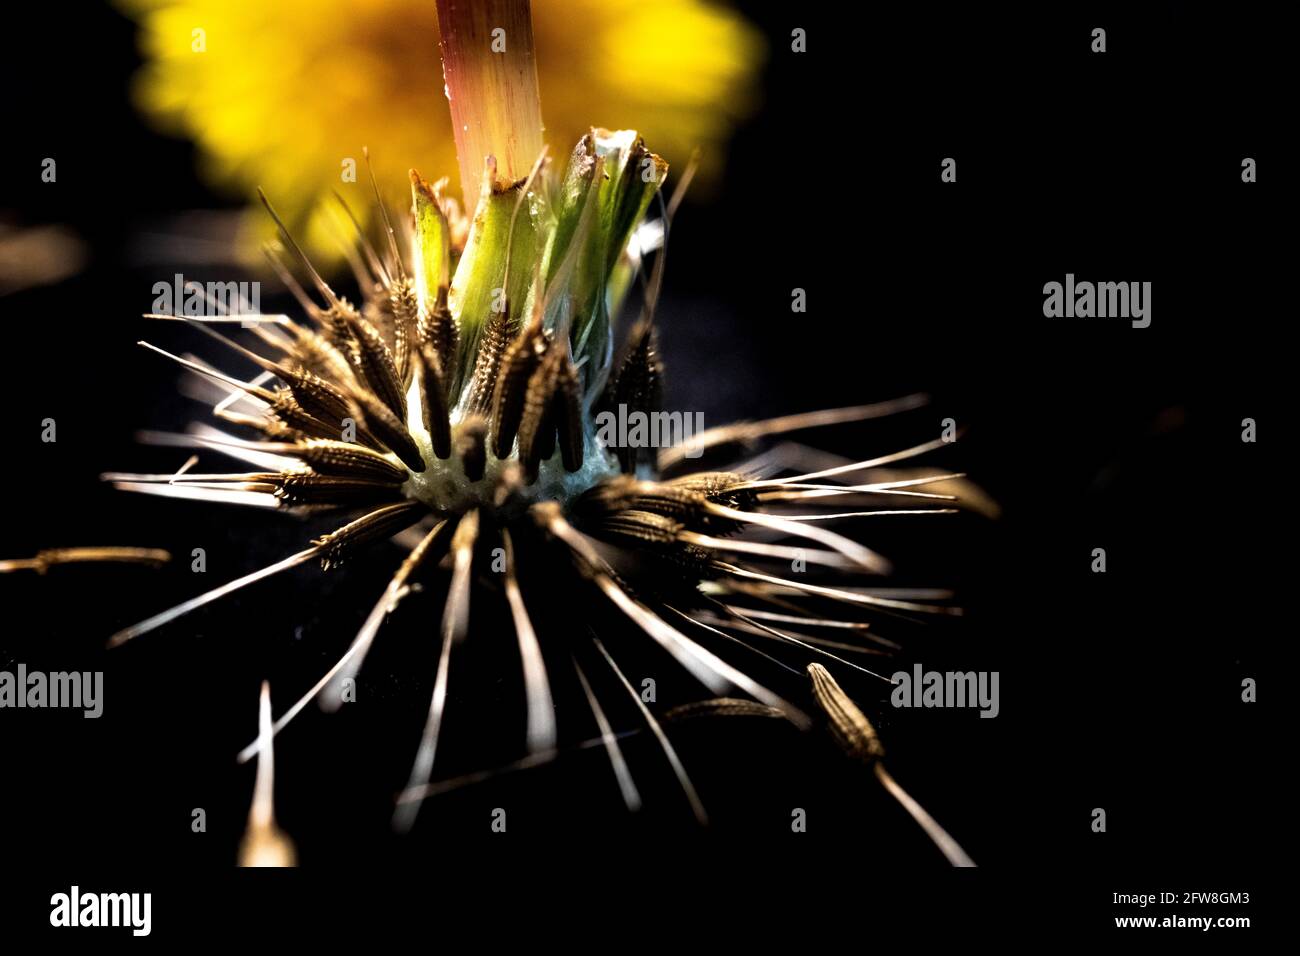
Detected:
[{"left": 5, "top": 4, "right": 981, "bottom": 863}]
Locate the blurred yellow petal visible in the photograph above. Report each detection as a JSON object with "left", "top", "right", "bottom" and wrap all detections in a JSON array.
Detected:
[{"left": 117, "top": 0, "right": 764, "bottom": 265}]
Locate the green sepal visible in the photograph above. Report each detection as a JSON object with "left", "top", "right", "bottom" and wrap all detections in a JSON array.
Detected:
[
  {"left": 410, "top": 169, "right": 451, "bottom": 312},
  {"left": 448, "top": 157, "right": 551, "bottom": 395},
  {"left": 544, "top": 129, "right": 666, "bottom": 396}
]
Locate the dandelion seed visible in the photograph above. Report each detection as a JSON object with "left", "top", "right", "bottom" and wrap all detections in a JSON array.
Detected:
[
  {"left": 807, "top": 663, "right": 976, "bottom": 868},
  {"left": 238, "top": 682, "right": 298, "bottom": 867}
]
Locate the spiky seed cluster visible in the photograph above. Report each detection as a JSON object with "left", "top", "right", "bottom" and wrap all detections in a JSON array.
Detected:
[
  {"left": 25, "top": 127, "right": 978, "bottom": 859},
  {"left": 0, "top": 0, "right": 993, "bottom": 866}
]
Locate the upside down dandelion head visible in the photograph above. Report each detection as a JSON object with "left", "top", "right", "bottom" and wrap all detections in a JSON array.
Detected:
[{"left": 4, "top": 0, "right": 982, "bottom": 863}]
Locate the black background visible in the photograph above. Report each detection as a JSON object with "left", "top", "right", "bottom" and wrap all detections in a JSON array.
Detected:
[{"left": 0, "top": 0, "right": 1282, "bottom": 938}]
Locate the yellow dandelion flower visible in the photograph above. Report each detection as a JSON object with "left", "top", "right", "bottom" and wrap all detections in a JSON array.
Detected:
[{"left": 118, "top": 0, "right": 764, "bottom": 262}]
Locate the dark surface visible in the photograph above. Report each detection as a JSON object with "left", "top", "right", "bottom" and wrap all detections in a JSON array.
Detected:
[{"left": 0, "top": 0, "right": 1280, "bottom": 935}]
